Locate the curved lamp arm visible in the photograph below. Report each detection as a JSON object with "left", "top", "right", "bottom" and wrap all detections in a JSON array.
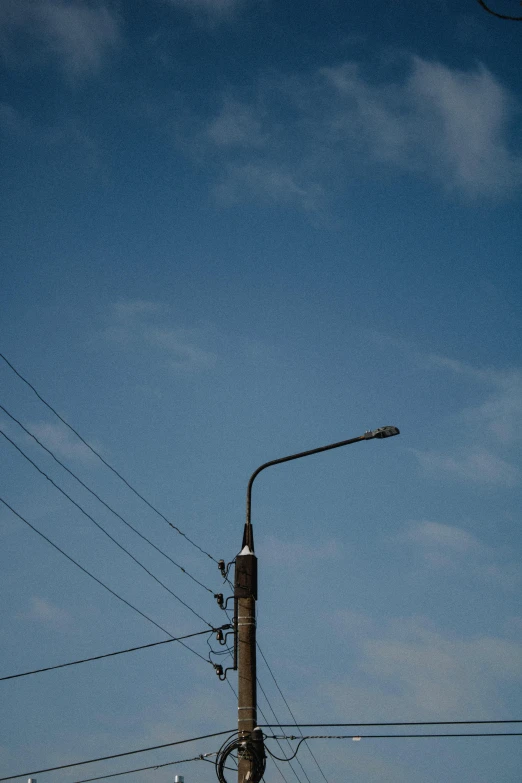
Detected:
[{"left": 244, "top": 425, "right": 400, "bottom": 537}]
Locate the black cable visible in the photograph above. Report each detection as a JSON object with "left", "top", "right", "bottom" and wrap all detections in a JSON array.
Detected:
[
  {"left": 0, "top": 626, "right": 231, "bottom": 682},
  {"left": 257, "top": 643, "right": 329, "bottom": 783},
  {"left": 476, "top": 0, "right": 522, "bottom": 20},
  {"left": 259, "top": 720, "right": 522, "bottom": 728},
  {"left": 73, "top": 753, "right": 217, "bottom": 783},
  {"left": 0, "top": 496, "right": 209, "bottom": 663},
  {"left": 0, "top": 729, "right": 236, "bottom": 782},
  {"left": 265, "top": 732, "right": 522, "bottom": 763},
  {"left": 0, "top": 403, "right": 214, "bottom": 595},
  {"left": 257, "top": 678, "right": 309, "bottom": 783},
  {"left": 0, "top": 429, "right": 214, "bottom": 629},
  {"left": 0, "top": 352, "right": 218, "bottom": 562}
]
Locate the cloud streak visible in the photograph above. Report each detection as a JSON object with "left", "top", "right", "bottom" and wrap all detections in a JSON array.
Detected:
[
  {"left": 0, "top": 0, "right": 121, "bottom": 77},
  {"left": 195, "top": 56, "right": 522, "bottom": 208}
]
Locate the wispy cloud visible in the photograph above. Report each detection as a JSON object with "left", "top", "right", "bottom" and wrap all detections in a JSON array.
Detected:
[
  {"left": 413, "top": 446, "right": 520, "bottom": 487},
  {"left": 214, "top": 162, "right": 324, "bottom": 212},
  {"left": 321, "top": 57, "right": 522, "bottom": 197},
  {"left": 0, "top": 0, "right": 121, "bottom": 77},
  {"left": 330, "top": 614, "right": 522, "bottom": 718},
  {"left": 23, "top": 596, "right": 70, "bottom": 627},
  {"left": 207, "top": 99, "right": 266, "bottom": 148},
  {"left": 29, "top": 422, "right": 99, "bottom": 464},
  {"left": 190, "top": 55, "right": 522, "bottom": 208},
  {"left": 164, "top": 0, "right": 244, "bottom": 15},
  {"left": 101, "top": 299, "right": 218, "bottom": 373},
  {"left": 401, "top": 520, "right": 520, "bottom": 589}
]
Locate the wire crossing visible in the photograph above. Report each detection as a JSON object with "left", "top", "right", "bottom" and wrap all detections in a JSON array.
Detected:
[
  {"left": 0, "top": 496, "right": 209, "bottom": 664},
  {"left": 0, "top": 352, "right": 218, "bottom": 562},
  {"left": 0, "top": 403, "right": 214, "bottom": 595},
  {"left": 0, "top": 429, "right": 215, "bottom": 629},
  {"left": 257, "top": 643, "right": 329, "bottom": 783}
]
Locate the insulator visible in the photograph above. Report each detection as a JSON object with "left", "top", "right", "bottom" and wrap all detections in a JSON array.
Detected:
[
  {"left": 214, "top": 593, "right": 224, "bottom": 608},
  {"left": 214, "top": 664, "right": 223, "bottom": 677},
  {"left": 216, "top": 629, "right": 224, "bottom": 642}
]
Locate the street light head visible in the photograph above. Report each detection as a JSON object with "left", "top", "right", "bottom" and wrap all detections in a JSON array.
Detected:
[{"left": 364, "top": 425, "right": 400, "bottom": 440}]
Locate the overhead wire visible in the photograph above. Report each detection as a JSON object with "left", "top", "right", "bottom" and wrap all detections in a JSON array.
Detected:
[
  {"left": 0, "top": 403, "right": 214, "bottom": 595},
  {"left": 256, "top": 677, "right": 310, "bottom": 783},
  {"left": 475, "top": 0, "right": 522, "bottom": 20},
  {"left": 0, "top": 496, "right": 209, "bottom": 664},
  {"left": 264, "top": 732, "right": 522, "bottom": 762},
  {"left": 259, "top": 719, "right": 522, "bottom": 728},
  {"left": 0, "top": 729, "right": 236, "bottom": 782},
  {"left": 0, "top": 352, "right": 218, "bottom": 562},
  {"left": 257, "top": 642, "right": 329, "bottom": 783},
  {"left": 0, "top": 626, "right": 231, "bottom": 682},
  {"left": 72, "top": 753, "right": 217, "bottom": 783},
  {"left": 0, "top": 428, "right": 215, "bottom": 629}
]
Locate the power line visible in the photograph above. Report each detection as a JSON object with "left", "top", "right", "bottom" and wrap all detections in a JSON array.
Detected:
[
  {"left": 0, "top": 729, "right": 236, "bottom": 782},
  {"left": 0, "top": 403, "right": 214, "bottom": 596},
  {"left": 257, "top": 643, "right": 329, "bottom": 783},
  {"left": 1, "top": 626, "right": 231, "bottom": 682},
  {"left": 259, "top": 720, "right": 522, "bottom": 728},
  {"left": 73, "top": 753, "right": 217, "bottom": 783},
  {"left": 264, "top": 733, "right": 522, "bottom": 763},
  {"left": 0, "top": 428, "right": 214, "bottom": 629},
  {"left": 0, "top": 496, "right": 209, "bottom": 663},
  {"left": 475, "top": 0, "right": 522, "bottom": 20},
  {"left": 0, "top": 351, "right": 218, "bottom": 562},
  {"left": 257, "top": 678, "right": 308, "bottom": 783}
]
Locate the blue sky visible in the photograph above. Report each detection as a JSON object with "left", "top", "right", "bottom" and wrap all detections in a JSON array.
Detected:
[{"left": 1, "top": 1, "right": 521, "bottom": 782}]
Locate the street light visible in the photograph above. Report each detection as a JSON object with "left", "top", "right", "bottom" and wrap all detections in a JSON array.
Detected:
[{"left": 231, "top": 426, "right": 400, "bottom": 783}]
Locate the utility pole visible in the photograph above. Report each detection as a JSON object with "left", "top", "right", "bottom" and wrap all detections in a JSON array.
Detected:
[
  {"left": 229, "top": 426, "right": 399, "bottom": 783},
  {"left": 234, "top": 522, "right": 264, "bottom": 783}
]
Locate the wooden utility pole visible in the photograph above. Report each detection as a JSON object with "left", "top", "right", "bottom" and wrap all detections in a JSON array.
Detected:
[{"left": 234, "top": 523, "right": 264, "bottom": 783}]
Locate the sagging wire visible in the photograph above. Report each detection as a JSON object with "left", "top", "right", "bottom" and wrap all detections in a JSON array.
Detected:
[{"left": 475, "top": 0, "right": 522, "bottom": 20}]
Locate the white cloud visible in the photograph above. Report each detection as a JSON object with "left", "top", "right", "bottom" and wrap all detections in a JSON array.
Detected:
[
  {"left": 24, "top": 596, "right": 70, "bottom": 627},
  {"left": 414, "top": 446, "right": 520, "bottom": 487},
  {"left": 197, "top": 56, "right": 522, "bottom": 206},
  {"left": 402, "top": 520, "right": 520, "bottom": 589},
  {"left": 0, "top": 0, "right": 121, "bottom": 77},
  {"left": 406, "top": 520, "right": 481, "bottom": 553},
  {"left": 214, "top": 162, "right": 324, "bottom": 212},
  {"left": 321, "top": 57, "right": 522, "bottom": 197},
  {"left": 332, "top": 615, "right": 522, "bottom": 718},
  {"left": 30, "top": 421, "right": 98, "bottom": 463},
  {"left": 102, "top": 300, "right": 218, "bottom": 373},
  {"left": 164, "top": 0, "right": 242, "bottom": 13},
  {"left": 145, "top": 327, "right": 217, "bottom": 371},
  {"left": 207, "top": 99, "right": 265, "bottom": 147}
]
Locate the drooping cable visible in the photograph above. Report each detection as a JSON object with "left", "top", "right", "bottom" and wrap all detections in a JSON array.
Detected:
[
  {"left": 0, "top": 729, "right": 236, "bottom": 782},
  {"left": 257, "top": 677, "right": 310, "bottom": 783},
  {"left": 0, "top": 429, "right": 214, "bottom": 629},
  {"left": 475, "top": 0, "right": 522, "bottom": 20},
  {"left": 265, "top": 732, "right": 522, "bottom": 758},
  {"left": 0, "top": 496, "right": 209, "bottom": 664},
  {"left": 0, "top": 403, "right": 214, "bottom": 595},
  {"left": 0, "top": 352, "right": 218, "bottom": 562}
]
